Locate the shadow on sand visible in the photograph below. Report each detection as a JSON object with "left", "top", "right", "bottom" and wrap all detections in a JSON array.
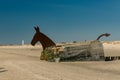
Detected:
[{"left": 0, "top": 68, "right": 8, "bottom": 73}]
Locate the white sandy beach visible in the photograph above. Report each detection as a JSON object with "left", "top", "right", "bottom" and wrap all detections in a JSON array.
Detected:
[{"left": 0, "top": 43, "right": 120, "bottom": 80}]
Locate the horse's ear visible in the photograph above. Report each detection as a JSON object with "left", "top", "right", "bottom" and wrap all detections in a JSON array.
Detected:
[
  {"left": 34, "top": 27, "right": 37, "bottom": 31},
  {"left": 34, "top": 26, "right": 40, "bottom": 32},
  {"left": 36, "top": 26, "right": 40, "bottom": 32},
  {"left": 37, "top": 26, "right": 40, "bottom": 30}
]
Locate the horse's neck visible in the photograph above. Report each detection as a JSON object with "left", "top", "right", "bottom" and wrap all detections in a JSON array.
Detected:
[
  {"left": 96, "top": 34, "right": 105, "bottom": 40},
  {"left": 38, "top": 32, "right": 56, "bottom": 50}
]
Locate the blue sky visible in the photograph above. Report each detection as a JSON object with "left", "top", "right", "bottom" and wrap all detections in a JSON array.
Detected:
[{"left": 0, "top": 0, "right": 120, "bottom": 44}]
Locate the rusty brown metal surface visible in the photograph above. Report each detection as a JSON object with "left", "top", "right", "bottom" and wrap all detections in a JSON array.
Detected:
[
  {"left": 96, "top": 33, "right": 110, "bottom": 40},
  {"left": 31, "top": 26, "right": 56, "bottom": 50}
]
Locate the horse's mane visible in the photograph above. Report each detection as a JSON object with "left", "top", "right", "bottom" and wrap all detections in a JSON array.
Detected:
[{"left": 38, "top": 32, "right": 56, "bottom": 50}]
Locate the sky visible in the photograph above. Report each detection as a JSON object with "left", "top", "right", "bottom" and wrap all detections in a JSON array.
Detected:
[{"left": 0, "top": 0, "right": 120, "bottom": 44}]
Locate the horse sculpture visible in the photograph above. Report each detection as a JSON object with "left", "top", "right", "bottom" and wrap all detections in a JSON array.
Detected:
[
  {"left": 31, "top": 26, "right": 56, "bottom": 50},
  {"left": 31, "top": 26, "right": 110, "bottom": 61}
]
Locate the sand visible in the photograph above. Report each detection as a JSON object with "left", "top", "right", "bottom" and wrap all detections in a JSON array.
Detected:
[{"left": 0, "top": 44, "right": 120, "bottom": 80}]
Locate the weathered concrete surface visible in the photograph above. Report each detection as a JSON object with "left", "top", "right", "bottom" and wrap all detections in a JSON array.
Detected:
[
  {"left": 58, "top": 40, "right": 104, "bottom": 61},
  {"left": 103, "top": 43, "right": 120, "bottom": 56}
]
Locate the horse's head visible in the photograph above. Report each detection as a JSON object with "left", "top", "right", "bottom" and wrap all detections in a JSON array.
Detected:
[
  {"left": 31, "top": 26, "right": 40, "bottom": 46},
  {"left": 31, "top": 26, "right": 56, "bottom": 50},
  {"left": 104, "top": 33, "right": 110, "bottom": 37}
]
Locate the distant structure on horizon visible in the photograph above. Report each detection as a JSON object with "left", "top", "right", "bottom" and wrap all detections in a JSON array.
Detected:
[{"left": 22, "top": 40, "right": 25, "bottom": 45}]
